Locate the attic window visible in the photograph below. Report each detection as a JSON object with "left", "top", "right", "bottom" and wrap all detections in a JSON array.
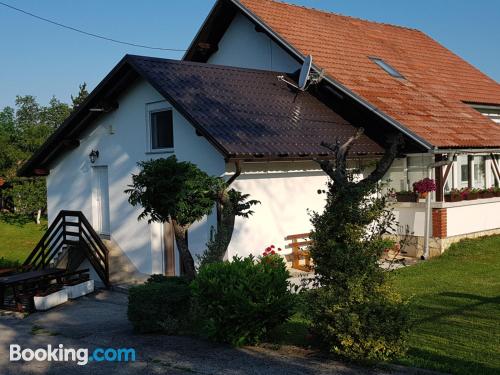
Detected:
[
  {"left": 470, "top": 104, "right": 500, "bottom": 124},
  {"left": 369, "top": 57, "right": 405, "bottom": 79}
]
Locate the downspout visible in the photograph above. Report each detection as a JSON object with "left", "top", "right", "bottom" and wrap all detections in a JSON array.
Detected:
[
  {"left": 217, "top": 161, "right": 242, "bottom": 227},
  {"left": 226, "top": 160, "right": 242, "bottom": 186},
  {"left": 422, "top": 154, "right": 455, "bottom": 260}
]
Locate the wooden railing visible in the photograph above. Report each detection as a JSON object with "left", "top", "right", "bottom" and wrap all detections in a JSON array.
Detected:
[
  {"left": 23, "top": 210, "right": 109, "bottom": 286},
  {"left": 284, "top": 232, "right": 312, "bottom": 271}
]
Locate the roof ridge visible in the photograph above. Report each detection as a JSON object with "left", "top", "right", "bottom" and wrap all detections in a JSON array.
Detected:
[
  {"left": 242, "top": 0, "right": 421, "bottom": 32},
  {"left": 126, "top": 54, "right": 289, "bottom": 75}
]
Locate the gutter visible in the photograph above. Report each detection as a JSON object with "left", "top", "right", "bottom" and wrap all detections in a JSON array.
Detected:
[
  {"left": 432, "top": 148, "right": 500, "bottom": 154},
  {"left": 230, "top": 0, "right": 433, "bottom": 151}
]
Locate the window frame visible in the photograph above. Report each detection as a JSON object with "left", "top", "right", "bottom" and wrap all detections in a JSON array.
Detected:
[
  {"left": 145, "top": 101, "right": 174, "bottom": 154},
  {"left": 369, "top": 57, "right": 405, "bottom": 79}
]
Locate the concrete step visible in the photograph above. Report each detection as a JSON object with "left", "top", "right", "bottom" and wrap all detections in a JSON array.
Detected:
[{"left": 103, "top": 238, "right": 148, "bottom": 285}]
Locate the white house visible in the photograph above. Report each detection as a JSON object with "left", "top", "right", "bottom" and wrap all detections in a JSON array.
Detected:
[{"left": 20, "top": 0, "right": 500, "bottom": 283}]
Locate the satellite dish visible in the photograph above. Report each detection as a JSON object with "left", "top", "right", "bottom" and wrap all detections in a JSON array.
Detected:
[
  {"left": 298, "top": 55, "right": 313, "bottom": 90},
  {"left": 277, "top": 55, "right": 320, "bottom": 91}
]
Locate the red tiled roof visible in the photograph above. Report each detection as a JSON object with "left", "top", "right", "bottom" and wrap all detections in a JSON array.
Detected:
[{"left": 238, "top": 0, "right": 500, "bottom": 148}]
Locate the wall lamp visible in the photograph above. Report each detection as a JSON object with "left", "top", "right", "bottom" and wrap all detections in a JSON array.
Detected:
[{"left": 89, "top": 150, "right": 99, "bottom": 164}]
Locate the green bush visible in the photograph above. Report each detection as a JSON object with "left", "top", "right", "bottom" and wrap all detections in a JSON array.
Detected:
[
  {"left": 307, "top": 283, "right": 411, "bottom": 361},
  {"left": 191, "top": 255, "right": 294, "bottom": 346},
  {"left": 128, "top": 276, "right": 191, "bottom": 334}
]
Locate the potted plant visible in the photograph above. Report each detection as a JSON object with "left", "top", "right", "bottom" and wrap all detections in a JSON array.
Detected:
[
  {"left": 444, "top": 189, "right": 463, "bottom": 202},
  {"left": 395, "top": 190, "right": 418, "bottom": 202},
  {"left": 413, "top": 178, "right": 436, "bottom": 199}
]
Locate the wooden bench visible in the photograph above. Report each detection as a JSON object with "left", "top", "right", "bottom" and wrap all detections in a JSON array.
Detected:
[{"left": 284, "top": 233, "right": 313, "bottom": 272}]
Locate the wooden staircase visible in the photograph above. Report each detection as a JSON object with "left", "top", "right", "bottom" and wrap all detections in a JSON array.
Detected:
[{"left": 23, "top": 210, "right": 110, "bottom": 287}]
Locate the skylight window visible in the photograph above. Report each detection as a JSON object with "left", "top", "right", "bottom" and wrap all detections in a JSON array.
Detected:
[{"left": 369, "top": 57, "right": 405, "bottom": 79}]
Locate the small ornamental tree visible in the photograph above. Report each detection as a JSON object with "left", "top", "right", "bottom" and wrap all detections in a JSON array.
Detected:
[
  {"left": 198, "top": 189, "right": 259, "bottom": 267},
  {"left": 308, "top": 130, "right": 411, "bottom": 361},
  {"left": 125, "top": 156, "right": 223, "bottom": 280}
]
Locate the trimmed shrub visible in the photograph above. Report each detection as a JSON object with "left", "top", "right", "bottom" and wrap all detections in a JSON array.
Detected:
[
  {"left": 191, "top": 255, "right": 294, "bottom": 346},
  {"left": 128, "top": 276, "right": 191, "bottom": 334},
  {"left": 307, "top": 283, "right": 411, "bottom": 361}
]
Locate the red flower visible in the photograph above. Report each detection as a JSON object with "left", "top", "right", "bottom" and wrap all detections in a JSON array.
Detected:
[
  {"left": 271, "top": 245, "right": 275, "bottom": 248},
  {"left": 278, "top": 248, "right": 282, "bottom": 251}
]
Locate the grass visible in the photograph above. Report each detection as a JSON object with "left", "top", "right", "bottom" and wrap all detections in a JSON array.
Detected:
[
  {"left": 0, "top": 216, "right": 46, "bottom": 267},
  {"left": 269, "top": 235, "right": 500, "bottom": 375},
  {"left": 391, "top": 235, "right": 500, "bottom": 375}
]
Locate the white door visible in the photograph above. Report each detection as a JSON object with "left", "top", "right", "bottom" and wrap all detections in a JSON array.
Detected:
[{"left": 92, "top": 166, "right": 110, "bottom": 236}]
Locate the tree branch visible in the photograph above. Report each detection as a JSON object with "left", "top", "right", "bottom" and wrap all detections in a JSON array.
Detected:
[
  {"left": 319, "top": 127, "right": 364, "bottom": 184},
  {"left": 358, "top": 133, "right": 404, "bottom": 190}
]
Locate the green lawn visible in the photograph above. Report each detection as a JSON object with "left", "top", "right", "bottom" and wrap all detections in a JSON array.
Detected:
[
  {"left": 270, "top": 235, "right": 500, "bottom": 375},
  {"left": 0, "top": 218, "right": 46, "bottom": 267},
  {"left": 391, "top": 235, "right": 500, "bottom": 375}
]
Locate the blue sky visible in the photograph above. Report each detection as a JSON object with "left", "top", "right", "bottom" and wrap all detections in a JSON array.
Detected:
[{"left": 0, "top": 0, "right": 499, "bottom": 109}]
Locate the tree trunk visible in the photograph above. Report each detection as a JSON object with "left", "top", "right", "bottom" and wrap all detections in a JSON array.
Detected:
[
  {"left": 36, "top": 209, "right": 41, "bottom": 225},
  {"left": 171, "top": 220, "right": 196, "bottom": 280}
]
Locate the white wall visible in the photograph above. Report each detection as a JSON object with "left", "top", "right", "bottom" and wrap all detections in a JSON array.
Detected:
[
  {"left": 392, "top": 204, "right": 426, "bottom": 237},
  {"left": 47, "top": 79, "right": 225, "bottom": 275},
  {"left": 447, "top": 199, "right": 500, "bottom": 237},
  {"left": 208, "top": 13, "right": 300, "bottom": 73},
  {"left": 227, "top": 161, "right": 328, "bottom": 258}
]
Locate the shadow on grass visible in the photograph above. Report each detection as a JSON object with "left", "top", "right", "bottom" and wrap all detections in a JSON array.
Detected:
[
  {"left": 400, "top": 347, "right": 500, "bottom": 375},
  {"left": 413, "top": 291, "right": 500, "bottom": 325}
]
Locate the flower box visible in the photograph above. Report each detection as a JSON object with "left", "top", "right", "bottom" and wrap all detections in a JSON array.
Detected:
[
  {"left": 395, "top": 192, "right": 418, "bottom": 202},
  {"left": 480, "top": 191, "right": 495, "bottom": 199},
  {"left": 64, "top": 280, "right": 94, "bottom": 299},
  {"left": 465, "top": 192, "right": 479, "bottom": 200},
  {"left": 34, "top": 288, "right": 68, "bottom": 311},
  {"left": 445, "top": 193, "right": 462, "bottom": 202}
]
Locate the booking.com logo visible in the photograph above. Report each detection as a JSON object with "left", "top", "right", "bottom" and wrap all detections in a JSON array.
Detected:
[{"left": 10, "top": 344, "right": 136, "bottom": 366}]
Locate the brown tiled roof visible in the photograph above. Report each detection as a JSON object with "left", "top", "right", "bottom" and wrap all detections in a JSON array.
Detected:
[
  {"left": 19, "top": 55, "right": 383, "bottom": 176},
  {"left": 129, "top": 56, "right": 383, "bottom": 157},
  {"left": 238, "top": 0, "right": 500, "bottom": 148}
]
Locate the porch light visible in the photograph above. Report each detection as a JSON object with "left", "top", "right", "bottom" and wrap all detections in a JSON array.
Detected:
[{"left": 89, "top": 150, "right": 99, "bottom": 164}]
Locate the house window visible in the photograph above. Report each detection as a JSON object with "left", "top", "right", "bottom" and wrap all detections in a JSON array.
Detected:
[
  {"left": 407, "top": 155, "right": 428, "bottom": 188},
  {"left": 369, "top": 57, "right": 405, "bottom": 79},
  {"left": 146, "top": 102, "right": 174, "bottom": 153},
  {"left": 473, "top": 156, "right": 486, "bottom": 189},
  {"left": 457, "top": 155, "right": 469, "bottom": 188},
  {"left": 470, "top": 104, "right": 500, "bottom": 124},
  {"left": 150, "top": 110, "right": 173, "bottom": 150}
]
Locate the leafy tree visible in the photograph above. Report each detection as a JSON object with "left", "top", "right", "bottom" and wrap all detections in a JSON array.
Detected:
[
  {"left": 125, "top": 156, "right": 223, "bottom": 279},
  {"left": 307, "top": 130, "right": 411, "bottom": 360},
  {"left": 41, "top": 96, "right": 71, "bottom": 130},
  {"left": 71, "top": 82, "right": 89, "bottom": 109},
  {"left": 9, "top": 178, "right": 47, "bottom": 223},
  {"left": 0, "top": 86, "right": 82, "bottom": 222}
]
